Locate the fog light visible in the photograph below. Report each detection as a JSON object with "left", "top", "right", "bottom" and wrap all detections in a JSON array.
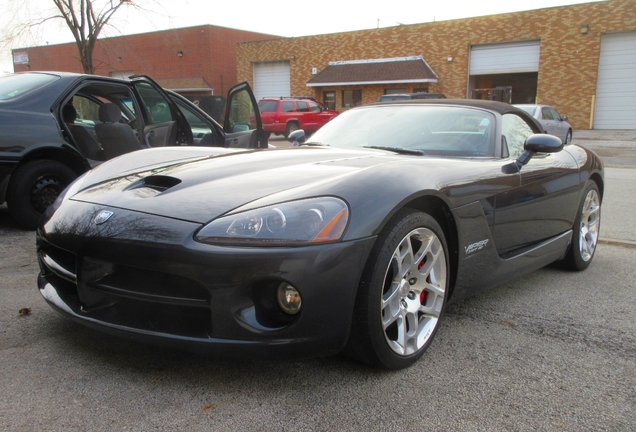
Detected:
[{"left": 277, "top": 282, "right": 302, "bottom": 315}]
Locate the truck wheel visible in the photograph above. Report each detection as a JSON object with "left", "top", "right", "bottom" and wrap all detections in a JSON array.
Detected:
[
  {"left": 284, "top": 122, "right": 299, "bottom": 139},
  {"left": 7, "top": 160, "right": 77, "bottom": 230}
]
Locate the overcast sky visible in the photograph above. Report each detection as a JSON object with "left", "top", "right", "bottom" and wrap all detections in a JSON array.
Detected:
[{"left": 1, "top": 0, "right": 604, "bottom": 73}]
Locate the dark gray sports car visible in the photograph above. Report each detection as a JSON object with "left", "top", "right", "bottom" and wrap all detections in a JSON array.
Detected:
[{"left": 37, "top": 100, "right": 603, "bottom": 369}]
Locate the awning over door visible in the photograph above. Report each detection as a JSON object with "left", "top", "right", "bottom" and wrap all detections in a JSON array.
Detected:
[
  {"left": 470, "top": 41, "right": 541, "bottom": 75},
  {"left": 306, "top": 56, "right": 438, "bottom": 87}
]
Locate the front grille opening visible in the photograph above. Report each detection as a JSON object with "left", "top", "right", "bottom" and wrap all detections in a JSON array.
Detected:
[
  {"left": 81, "top": 258, "right": 210, "bottom": 304},
  {"left": 39, "top": 244, "right": 77, "bottom": 280},
  {"left": 87, "top": 296, "right": 212, "bottom": 338}
]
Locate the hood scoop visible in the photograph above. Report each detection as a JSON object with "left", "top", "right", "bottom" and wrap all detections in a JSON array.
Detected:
[{"left": 124, "top": 175, "right": 182, "bottom": 198}]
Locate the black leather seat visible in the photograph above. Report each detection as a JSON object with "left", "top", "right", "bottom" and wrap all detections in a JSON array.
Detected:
[
  {"left": 62, "top": 105, "right": 104, "bottom": 161},
  {"left": 95, "top": 103, "right": 142, "bottom": 159}
]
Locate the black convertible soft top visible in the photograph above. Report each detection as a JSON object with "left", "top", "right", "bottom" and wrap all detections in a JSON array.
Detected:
[{"left": 372, "top": 98, "right": 545, "bottom": 133}]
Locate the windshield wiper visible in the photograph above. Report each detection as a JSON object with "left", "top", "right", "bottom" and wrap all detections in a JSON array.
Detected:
[{"left": 363, "top": 146, "right": 426, "bottom": 156}]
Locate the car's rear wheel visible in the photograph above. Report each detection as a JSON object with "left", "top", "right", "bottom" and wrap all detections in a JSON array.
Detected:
[
  {"left": 284, "top": 122, "right": 299, "bottom": 139},
  {"left": 7, "top": 160, "right": 77, "bottom": 230},
  {"left": 346, "top": 209, "right": 449, "bottom": 369},
  {"left": 562, "top": 181, "right": 601, "bottom": 271}
]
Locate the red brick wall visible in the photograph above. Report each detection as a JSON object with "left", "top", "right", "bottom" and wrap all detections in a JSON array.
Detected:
[
  {"left": 13, "top": 25, "right": 278, "bottom": 96},
  {"left": 237, "top": 0, "right": 636, "bottom": 129}
]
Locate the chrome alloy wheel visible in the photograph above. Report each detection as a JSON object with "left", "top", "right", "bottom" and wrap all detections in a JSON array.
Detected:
[
  {"left": 579, "top": 188, "right": 600, "bottom": 262},
  {"left": 381, "top": 227, "right": 447, "bottom": 356}
]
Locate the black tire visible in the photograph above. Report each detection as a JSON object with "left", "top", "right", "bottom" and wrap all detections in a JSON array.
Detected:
[
  {"left": 562, "top": 181, "right": 601, "bottom": 271},
  {"left": 565, "top": 129, "right": 572, "bottom": 144},
  {"left": 7, "top": 160, "right": 77, "bottom": 230},
  {"left": 284, "top": 122, "right": 299, "bottom": 139},
  {"left": 346, "top": 208, "right": 449, "bottom": 370}
]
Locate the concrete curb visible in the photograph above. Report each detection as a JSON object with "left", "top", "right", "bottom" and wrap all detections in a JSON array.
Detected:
[{"left": 598, "top": 238, "right": 636, "bottom": 249}]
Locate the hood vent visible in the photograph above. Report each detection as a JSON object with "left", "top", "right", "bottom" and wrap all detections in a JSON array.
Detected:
[{"left": 125, "top": 175, "right": 182, "bottom": 198}]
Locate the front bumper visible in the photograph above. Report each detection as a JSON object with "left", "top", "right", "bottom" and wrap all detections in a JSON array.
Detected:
[{"left": 37, "top": 200, "right": 376, "bottom": 359}]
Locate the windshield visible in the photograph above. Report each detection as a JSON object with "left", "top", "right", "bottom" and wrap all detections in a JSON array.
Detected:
[
  {"left": 308, "top": 105, "right": 496, "bottom": 157},
  {"left": 0, "top": 73, "right": 59, "bottom": 101}
]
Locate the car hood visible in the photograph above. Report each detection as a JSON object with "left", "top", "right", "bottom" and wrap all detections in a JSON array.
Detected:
[{"left": 71, "top": 147, "right": 399, "bottom": 224}]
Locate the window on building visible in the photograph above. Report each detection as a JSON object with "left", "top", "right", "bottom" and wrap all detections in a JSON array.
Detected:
[
  {"left": 323, "top": 91, "right": 335, "bottom": 110},
  {"left": 384, "top": 88, "right": 406, "bottom": 95},
  {"left": 413, "top": 87, "right": 429, "bottom": 93},
  {"left": 342, "top": 90, "right": 362, "bottom": 108}
]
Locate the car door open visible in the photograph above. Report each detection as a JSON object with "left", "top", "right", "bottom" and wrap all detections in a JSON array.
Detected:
[{"left": 223, "top": 82, "right": 267, "bottom": 149}]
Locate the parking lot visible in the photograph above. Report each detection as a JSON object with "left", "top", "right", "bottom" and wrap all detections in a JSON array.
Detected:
[{"left": 1, "top": 132, "right": 635, "bottom": 431}]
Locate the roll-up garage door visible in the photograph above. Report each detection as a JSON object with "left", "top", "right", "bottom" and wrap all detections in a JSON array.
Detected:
[
  {"left": 594, "top": 32, "right": 636, "bottom": 130},
  {"left": 253, "top": 61, "right": 290, "bottom": 101},
  {"left": 470, "top": 41, "right": 541, "bottom": 75}
]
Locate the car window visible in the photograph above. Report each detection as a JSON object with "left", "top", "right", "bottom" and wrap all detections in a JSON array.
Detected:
[
  {"left": 134, "top": 82, "right": 174, "bottom": 124},
  {"left": 308, "top": 101, "right": 321, "bottom": 112},
  {"left": 281, "top": 101, "right": 294, "bottom": 113},
  {"left": 0, "top": 73, "right": 59, "bottom": 100},
  {"left": 541, "top": 107, "right": 554, "bottom": 120},
  {"left": 502, "top": 113, "right": 534, "bottom": 159},
  {"left": 549, "top": 107, "right": 561, "bottom": 120},
  {"left": 296, "top": 101, "right": 310, "bottom": 112},
  {"left": 257, "top": 100, "right": 278, "bottom": 112},
  {"left": 226, "top": 88, "right": 258, "bottom": 132},
  {"left": 308, "top": 105, "right": 496, "bottom": 157},
  {"left": 174, "top": 99, "right": 213, "bottom": 139},
  {"left": 71, "top": 95, "right": 101, "bottom": 124}
]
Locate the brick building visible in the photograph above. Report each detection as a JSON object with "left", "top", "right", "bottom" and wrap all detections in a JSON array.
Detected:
[
  {"left": 12, "top": 25, "right": 278, "bottom": 98},
  {"left": 237, "top": 0, "right": 636, "bottom": 130}
]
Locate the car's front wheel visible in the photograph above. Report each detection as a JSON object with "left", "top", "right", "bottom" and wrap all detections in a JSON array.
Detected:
[
  {"left": 562, "top": 181, "right": 601, "bottom": 271},
  {"left": 7, "top": 160, "right": 77, "bottom": 230},
  {"left": 565, "top": 129, "right": 572, "bottom": 144},
  {"left": 346, "top": 209, "right": 449, "bottom": 369}
]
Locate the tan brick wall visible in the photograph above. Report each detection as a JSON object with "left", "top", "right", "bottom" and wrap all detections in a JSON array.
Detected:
[{"left": 238, "top": 0, "right": 636, "bottom": 129}]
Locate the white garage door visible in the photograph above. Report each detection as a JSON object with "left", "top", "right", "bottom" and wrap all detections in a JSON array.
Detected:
[
  {"left": 594, "top": 32, "right": 636, "bottom": 130},
  {"left": 470, "top": 41, "right": 541, "bottom": 75},
  {"left": 253, "top": 61, "right": 290, "bottom": 101}
]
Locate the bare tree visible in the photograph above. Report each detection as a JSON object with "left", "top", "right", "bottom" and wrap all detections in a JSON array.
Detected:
[{"left": 1, "top": 0, "right": 158, "bottom": 74}]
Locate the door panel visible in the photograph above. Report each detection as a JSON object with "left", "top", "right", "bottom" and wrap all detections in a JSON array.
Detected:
[{"left": 492, "top": 113, "right": 579, "bottom": 255}]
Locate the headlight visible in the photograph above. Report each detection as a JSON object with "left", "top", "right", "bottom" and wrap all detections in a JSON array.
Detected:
[{"left": 195, "top": 197, "right": 349, "bottom": 246}]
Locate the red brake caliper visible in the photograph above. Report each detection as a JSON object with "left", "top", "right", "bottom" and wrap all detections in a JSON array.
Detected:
[{"left": 418, "top": 257, "right": 428, "bottom": 304}]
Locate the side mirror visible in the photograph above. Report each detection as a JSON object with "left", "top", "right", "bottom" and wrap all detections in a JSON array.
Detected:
[
  {"left": 515, "top": 133, "right": 563, "bottom": 169},
  {"left": 287, "top": 129, "right": 306, "bottom": 146},
  {"left": 232, "top": 124, "right": 250, "bottom": 133},
  {"left": 561, "top": 115, "right": 568, "bottom": 121},
  {"left": 524, "top": 133, "right": 563, "bottom": 154}
]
